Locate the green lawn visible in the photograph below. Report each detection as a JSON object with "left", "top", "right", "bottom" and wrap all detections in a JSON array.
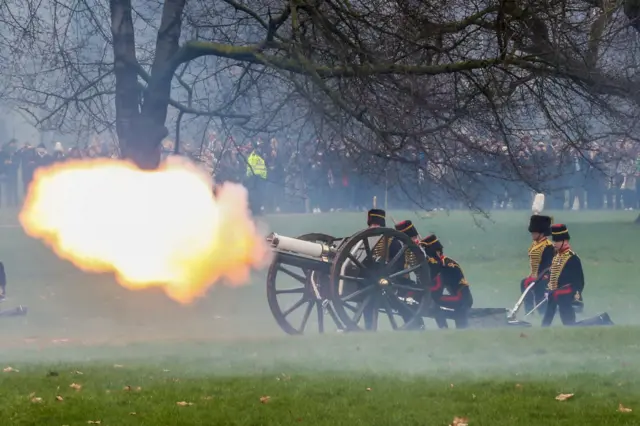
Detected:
[{"left": 0, "top": 208, "right": 638, "bottom": 425}]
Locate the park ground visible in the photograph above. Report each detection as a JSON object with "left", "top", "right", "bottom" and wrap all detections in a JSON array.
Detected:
[{"left": 0, "top": 208, "right": 638, "bottom": 425}]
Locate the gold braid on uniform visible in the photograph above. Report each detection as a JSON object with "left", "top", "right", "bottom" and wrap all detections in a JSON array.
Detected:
[
  {"left": 528, "top": 239, "right": 552, "bottom": 277},
  {"left": 401, "top": 250, "right": 419, "bottom": 278},
  {"left": 372, "top": 237, "right": 393, "bottom": 261},
  {"left": 548, "top": 250, "right": 574, "bottom": 290}
]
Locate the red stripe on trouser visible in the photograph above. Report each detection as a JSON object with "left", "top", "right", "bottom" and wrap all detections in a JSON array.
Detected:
[
  {"left": 553, "top": 286, "right": 572, "bottom": 300},
  {"left": 430, "top": 275, "right": 442, "bottom": 292},
  {"left": 441, "top": 289, "right": 462, "bottom": 302}
]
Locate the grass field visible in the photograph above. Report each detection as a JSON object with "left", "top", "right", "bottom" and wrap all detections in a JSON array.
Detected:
[{"left": 0, "top": 208, "right": 639, "bottom": 425}]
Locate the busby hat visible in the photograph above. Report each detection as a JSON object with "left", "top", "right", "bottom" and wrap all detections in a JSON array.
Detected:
[
  {"left": 367, "top": 209, "right": 386, "bottom": 227},
  {"left": 551, "top": 224, "right": 570, "bottom": 242},
  {"left": 395, "top": 220, "right": 419, "bottom": 238},
  {"left": 528, "top": 215, "right": 552, "bottom": 235},
  {"left": 419, "top": 234, "right": 443, "bottom": 254}
]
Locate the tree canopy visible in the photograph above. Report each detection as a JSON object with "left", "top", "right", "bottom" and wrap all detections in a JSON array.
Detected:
[{"left": 0, "top": 0, "right": 638, "bottom": 198}]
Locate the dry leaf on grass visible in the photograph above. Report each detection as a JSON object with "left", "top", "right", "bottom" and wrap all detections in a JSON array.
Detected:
[
  {"left": 555, "top": 393, "right": 574, "bottom": 401},
  {"left": 55, "top": 395, "right": 64, "bottom": 401},
  {"left": 70, "top": 383, "right": 82, "bottom": 391},
  {"left": 449, "top": 416, "right": 469, "bottom": 426},
  {"left": 87, "top": 421, "right": 101, "bottom": 424},
  {"left": 3, "top": 366, "right": 18, "bottom": 373},
  {"left": 162, "top": 369, "right": 170, "bottom": 372},
  {"left": 74, "top": 371, "right": 84, "bottom": 375},
  {"left": 515, "top": 384, "right": 523, "bottom": 389},
  {"left": 113, "top": 364, "right": 124, "bottom": 368},
  {"left": 31, "top": 397, "right": 43, "bottom": 403},
  {"left": 365, "top": 387, "right": 372, "bottom": 391},
  {"left": 618, "top": 404, "right": 632, "bottom": 413},
  {"left": 260, "top": 396, "right": 271, "bottom": 404},
  {"left": 176, "top": 401, "right": 194, "bottom": 406},
  {"left": 450, "top": 384, "right": 454, "bottom": 388},
  {"left": 129, "top": 412, "right": 137, "bottom": 416}
]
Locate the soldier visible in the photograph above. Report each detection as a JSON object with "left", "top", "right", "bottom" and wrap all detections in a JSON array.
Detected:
[
  {"left": 420, "top": 234, "right": 473, "bottom": 329},
  {"left": 520, "top": 214, "right": 554, "bottom": 315},
  {"left": 362, "top": 208, "right": 390, "bottom": 330},
  {"left": 394, "top": 220, "right": 421, "bottom": 244},
  {"left": 367, "top": 209, "right": 386, "bottom": 228},
  {"left": 391, "top": 220, "right": 425, "bottom": 329},
  {"left": 541, "top": 224, "right": 585, "bottom": 327}
]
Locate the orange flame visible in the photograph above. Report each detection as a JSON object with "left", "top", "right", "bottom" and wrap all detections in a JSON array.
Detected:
[{"left": 18, "top": 156, "right": 271, "bottom": 304}]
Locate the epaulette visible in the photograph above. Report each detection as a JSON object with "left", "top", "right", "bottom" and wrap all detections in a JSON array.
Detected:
[{"left": 443, "top": 256, "right": 459, "bottom": 269}]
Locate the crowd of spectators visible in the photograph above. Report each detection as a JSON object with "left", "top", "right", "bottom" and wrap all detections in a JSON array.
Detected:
[{"left": 1, "top": 134, "right": 638, "bottom": 213}]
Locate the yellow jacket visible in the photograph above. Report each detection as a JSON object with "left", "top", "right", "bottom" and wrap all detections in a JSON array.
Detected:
[{"left": 246, "top": 151, "right": 267, "bottom": 179}]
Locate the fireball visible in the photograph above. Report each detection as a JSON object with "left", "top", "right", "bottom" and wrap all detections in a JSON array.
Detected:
[{"left": 19, "top": 156, "right": 271, "bottom": 304}]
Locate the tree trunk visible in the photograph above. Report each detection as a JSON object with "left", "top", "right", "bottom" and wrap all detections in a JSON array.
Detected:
[{"left": 110, "top": 0, "right": 185, "bottom": 170}]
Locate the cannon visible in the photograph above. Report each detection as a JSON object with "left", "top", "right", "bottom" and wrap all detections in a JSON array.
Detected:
[
  {"left": 266, "top": 227, "right": 433, "bottom": 335},
  {"left": 265, "top": 228, "right": 534, "bottom": 335}
]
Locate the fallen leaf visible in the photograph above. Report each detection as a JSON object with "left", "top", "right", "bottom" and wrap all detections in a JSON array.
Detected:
[
  {"left": 162, "top": 369, "right": 170, "bottom": 372},
  {"left": 56, "top": 395, "right": 64, "bottom": 401},
  {"left": 618, "top": 404, "right": 632, "bottom": 413},
  {"left": 70, "top": 383, "right": 82, "bottom": 391},
  {"left": 366, "top": 387, "right": 372, "bottom": 391},
  {"left": 450, "top": 383, "right": 454, "bottom": 388},
  {"left": 260, "top": 396, "right": 271, "bottom": 404},
  {"left": 129, "top": 412, "right": 137, "bottom": 416},
  {"left": 87, "top": 421, "right": 101, "bottom": 424},
  {"left": 515, "top": 384, "right": 523, "bottom": 389},
  {"left": 555, "top": 393, "right": 574, "bottom": 401},
  {"left": 74, "top": 371, "right": 84, "bottom": 375},
  {"left": 113, "top": 364, "right": 124, "bottom": 368},
  {"left": 176, "top": 401, "right": 194, "bottom": 406},
  {"left": 3, "top": 366, "right": 19, "bottom": 373},
  {"left": 449, "top": 416, "right": 469, "bottom": 426},
  {"left": 31, "top": 397, "right": 43, "bottom": 403}
]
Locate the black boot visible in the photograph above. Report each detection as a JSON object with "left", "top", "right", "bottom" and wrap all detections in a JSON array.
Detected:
[{"left": 576, "top": 312, "right": 614, "bottom": 327}]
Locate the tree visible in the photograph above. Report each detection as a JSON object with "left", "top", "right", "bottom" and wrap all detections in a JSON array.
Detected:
[{"left": 0, "top": 0, "right": 638, "bottom": 201}]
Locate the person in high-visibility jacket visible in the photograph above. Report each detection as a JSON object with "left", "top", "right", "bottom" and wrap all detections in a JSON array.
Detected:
[{"left": 245, "top": 146, "right": 268, "bottom": 214}]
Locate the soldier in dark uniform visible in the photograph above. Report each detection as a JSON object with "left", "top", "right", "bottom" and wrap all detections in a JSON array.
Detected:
[
  {"left": 541, "top": 224, "right": 585, "bottom": 327},
  {"left": 520, "top": 215, "right": 554, "bottom": 315},
  {"left": 367, "top": 208, "right": 386, "bottom": 228},
  {"left": 360, "top": 212, "right": 421, "bottom": 330},
  {"left": 420, "top": 234, "right": 473, "bottom": 329},
  {"left": 391, "top": 220, "right": 425, "bottom": 329},
  {"left": 541, "top": 224, "right": 614, "bottom": 327},
  {"left": 362, "top": 209, "right": 392, "bottom": 329}
]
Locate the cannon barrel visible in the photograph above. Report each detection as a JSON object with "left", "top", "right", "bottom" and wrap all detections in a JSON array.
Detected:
[{"left": 266, "top": 232, "right": 333, "bottom": 258}]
